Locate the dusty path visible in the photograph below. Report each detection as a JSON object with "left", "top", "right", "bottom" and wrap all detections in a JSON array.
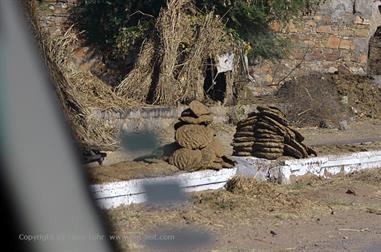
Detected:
[
  {"left": 105, "top": 169, "right": 381, "bottom": 252},
  {"left": 299, "top": 119, "right": 381, "bottom": 146},
  {"left": 213, "top": 209, "right": 381, "bottom": 252}
]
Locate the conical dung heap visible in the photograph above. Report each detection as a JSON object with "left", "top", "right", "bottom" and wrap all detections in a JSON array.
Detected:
[{"left": 169, "top": 101, "right": 235, "bottom": 171}]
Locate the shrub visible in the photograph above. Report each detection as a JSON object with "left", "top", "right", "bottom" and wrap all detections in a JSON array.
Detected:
[{"left": 72, "top": 0, "right": 322, "bottom": 60}]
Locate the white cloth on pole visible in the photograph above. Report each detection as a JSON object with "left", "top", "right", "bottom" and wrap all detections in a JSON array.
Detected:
[{"left": 216, "top": 52, "right": 234, "bottom": 74}]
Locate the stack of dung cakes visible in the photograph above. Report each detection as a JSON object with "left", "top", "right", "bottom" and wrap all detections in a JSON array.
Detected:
[
  {"left": 232, "top": 113, "right": 257, "bottom": 157},
  {"left": 169, "top": 101, "right": 235, "bottom": 171},
  {"left": 253, "top": 106, "right": 287, "bottom": 159},
  {"left": 233, "top": 106, "right": 317, "bottom": 160}
]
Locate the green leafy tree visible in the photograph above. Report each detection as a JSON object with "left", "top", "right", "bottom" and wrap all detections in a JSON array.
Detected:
[
  {"left": 72, "top": 0, "right": 165, "bottom": 59},
  {"left": 72, "top": 0, "right": 321, "bottom": 60}
]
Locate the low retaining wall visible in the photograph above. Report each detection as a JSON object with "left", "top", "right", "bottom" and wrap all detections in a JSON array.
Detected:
[
  {"left": 89, "top": 103, "right": 289, "bottom": 134},
  {"left": 91, "top": 168, "right": 237, "bottom": 209},
  {"left": 238, "top": 150, "right": 381, "bottom": 184},
  {"left": 91, "top": 150, "right": 381, "bottom": 209}
]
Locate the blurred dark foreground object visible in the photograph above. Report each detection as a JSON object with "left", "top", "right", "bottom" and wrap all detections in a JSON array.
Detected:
[
  {"left": 0, "top": 1, "right": 116, "bottom": 251},
  {"left": 81, "top": 148, "right": 107, "bottom": 165}
]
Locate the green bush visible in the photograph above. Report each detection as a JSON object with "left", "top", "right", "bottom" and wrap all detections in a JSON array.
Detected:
[
  {"left": 72, "top": 0, "right": 321, "bottom": 60},
  {"left": 72, "top": 0, "right": 165, "bottom": 59}
]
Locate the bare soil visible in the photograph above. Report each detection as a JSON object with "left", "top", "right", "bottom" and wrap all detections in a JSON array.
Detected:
[
  {"left": 299, "top": 119, "right": 381, "bottom": 145},
  {"left": 104, "top": 168, "right": 381, "bottom": 252},
  {"left": 87, "top": 160, "right": 180, "bottom": 184},
  {"left": 300, "top": 119, "right": 381, "bottom": 155}
]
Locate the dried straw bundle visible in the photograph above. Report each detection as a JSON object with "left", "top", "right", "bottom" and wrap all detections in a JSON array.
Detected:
[
  {"left": 117, "top": 0, "right": 236, "bottom": 105},
  {"left": 26, "top": 1, "right": 140, "bottom": 150}
]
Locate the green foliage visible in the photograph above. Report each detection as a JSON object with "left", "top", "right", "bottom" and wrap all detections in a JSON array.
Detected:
[
  {"left": 115, "top": 23, "right": 150, "bottom": 58},
  {"left": 72, "top": 0, "right": 165, "bottom": 59},
  {"left": 194, "top": 0, "right": 321, "bottom": 58},
  {"left": 72, "top": 0, "right": 321, "bottom": 60}
]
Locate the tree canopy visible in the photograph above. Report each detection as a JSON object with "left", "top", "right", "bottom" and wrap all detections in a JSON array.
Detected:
[{"left": 73, "top": 0, "right": 321, "bottom": 60}]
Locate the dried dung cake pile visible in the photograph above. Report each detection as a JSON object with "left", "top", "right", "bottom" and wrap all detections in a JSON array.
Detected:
[
  {"left": 233, "top": 106, "right": 317, "bottom": 160},
  {"left": 169, "top": 101, "right": 235, "bottom": 171}
]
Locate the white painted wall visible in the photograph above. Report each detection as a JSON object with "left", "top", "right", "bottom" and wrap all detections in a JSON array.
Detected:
[{"left": 91, "top": 150, "right": 381, "bottom": 209}]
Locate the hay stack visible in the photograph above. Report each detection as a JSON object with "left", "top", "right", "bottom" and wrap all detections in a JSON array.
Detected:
[
  {"left": 169, "top": 101, "right": 235, "bottom": 171},
  {"left": 117, "top": 0, "right": 236, "bottom": 105},
  {"left": 26, "top": 1, "right": 140, "bottom": 151},
  {"left": 233, "top": 106, "right": 317, "bottom": 160}
]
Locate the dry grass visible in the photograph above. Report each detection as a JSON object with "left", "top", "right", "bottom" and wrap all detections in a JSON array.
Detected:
[
  {"left": 117, "top": 0, "right": 236, "bottom": 105},
  {"left": 116, "top": 40, "right": 156, "bottom": 103},
  {"left": 224, "top": 176, "right": 309, "bottom": 213},
  {"left": 26, "top": 1, "right": 140, "bottom": 150}
]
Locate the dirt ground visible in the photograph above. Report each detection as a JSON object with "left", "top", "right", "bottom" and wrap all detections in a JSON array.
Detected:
[
  {"left": 299, "top": 119, "right": 381, "bottom": 146},
  {"left": 87, "top": 160, "right": 180, "bottom": 184},
  {"left": 104, "top": 168, "right": 381, "bottom": 252},
  {"left": 300, "top": 119, "right": 381, "bottom": 155},
  {"left": 88, "top": 119, "right": 381, "bottom": 184}
]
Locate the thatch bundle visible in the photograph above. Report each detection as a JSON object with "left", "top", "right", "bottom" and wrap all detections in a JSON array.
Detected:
[
  {"left": 169, "top": 101, "right": 235, "bottom": 171},
  {"left": 117, "top": 0, "right": 236, "bottom": 105},
  {"left": 233, "top": 106, "right": 317, "bottom": 160},
  {"left": 26, "top": 1, "right": 140, "bottom": 150}
]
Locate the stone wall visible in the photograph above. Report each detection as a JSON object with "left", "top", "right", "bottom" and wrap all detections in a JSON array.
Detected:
[
  {"left": 249, "top": 0, "right": 381, "bottom": 95},
  {"left": 369, "top": 27, "right": 381, "bottom": 75}
]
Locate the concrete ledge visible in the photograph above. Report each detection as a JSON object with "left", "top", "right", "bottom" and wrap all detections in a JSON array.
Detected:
[
  {"left": 91, "top": 150, "right": 381, "bottom": 209},
  {"left": 91, "top": 168, "right": 237, "bottom": 209},
  {"left": 277, "top": 150, "right": 381, "bottom": 184}
]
